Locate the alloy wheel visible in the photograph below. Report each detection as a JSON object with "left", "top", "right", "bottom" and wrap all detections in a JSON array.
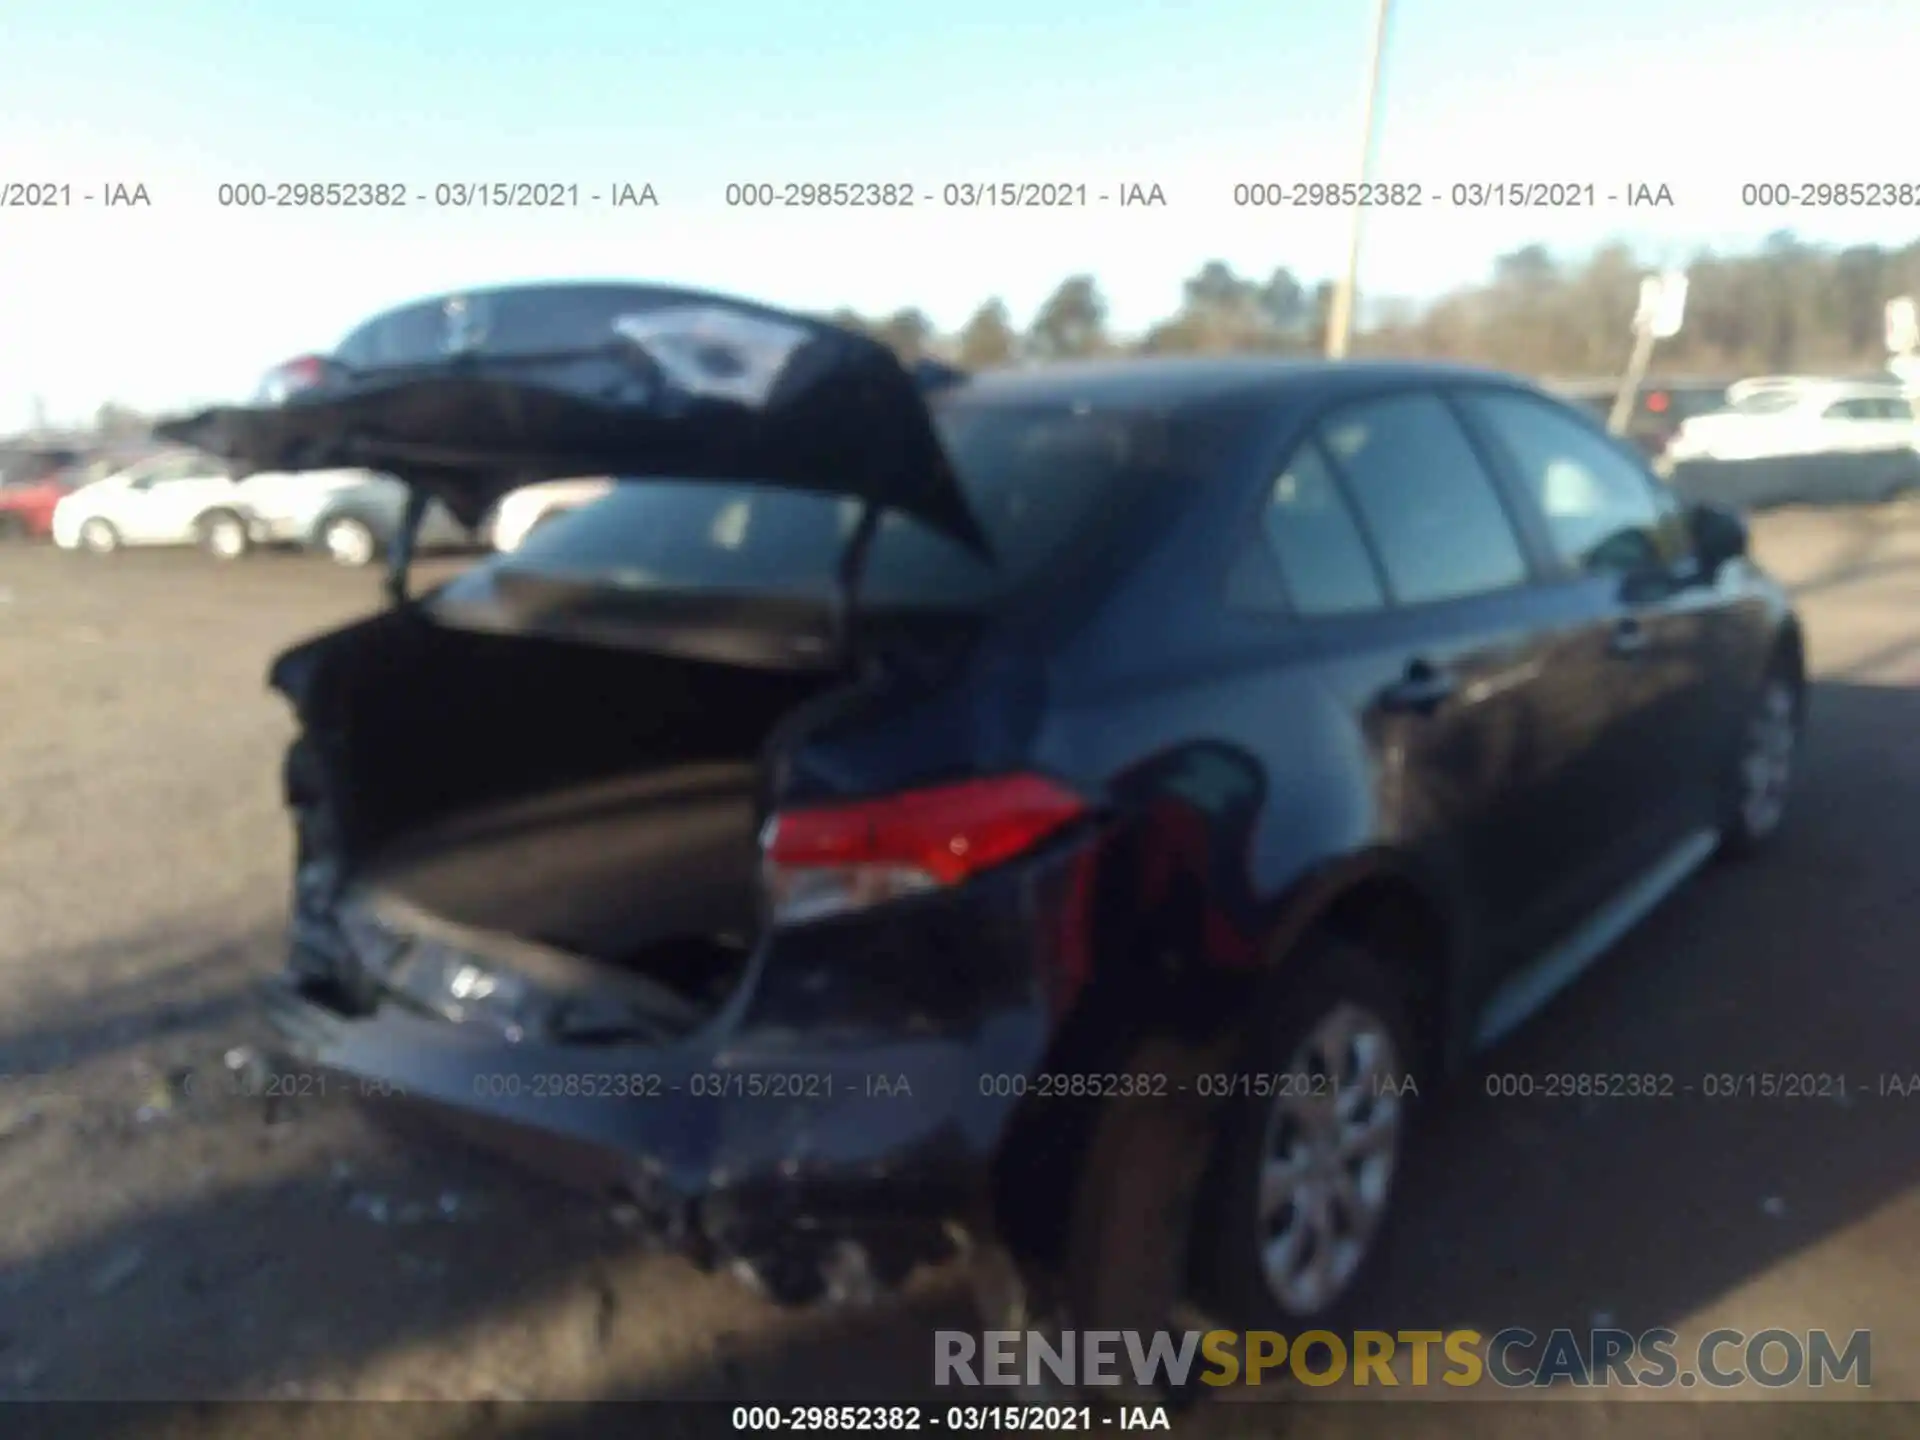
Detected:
[
  {"left": 1738, "top": 678, "right": 1797, "bottom": 840},
  {"left": 324, "top": 519, "right": 376, "bottom": 568},
  {"left": 1254, "top": 1002, "right": 1405, "bottom": 1316},
  {"left": 206, "top": 516, "right": 247, "bottom": 559}
]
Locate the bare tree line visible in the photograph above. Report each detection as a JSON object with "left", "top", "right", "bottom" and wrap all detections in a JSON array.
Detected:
[
  {"left": 33, "top": 230, "right": 1919, "bottom": 446},
  {"left": 835, "top": 230, "right": 1920, "bottom": 380}
]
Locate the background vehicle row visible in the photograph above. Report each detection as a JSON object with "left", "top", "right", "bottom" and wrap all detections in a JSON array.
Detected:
[{"left": 37, "top": 455, "right": 609, "bottom": 565}]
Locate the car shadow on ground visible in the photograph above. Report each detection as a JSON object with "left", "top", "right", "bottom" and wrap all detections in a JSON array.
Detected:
[
  {"left": 0, "top": 924, "right": 273, "bottom": 1078},
  {"left": 4, "top": 683, "right": 1917, "bottom": 1437},
  {"left": 1357, "top": 680, "right": 1920, "bottom": 1328}
]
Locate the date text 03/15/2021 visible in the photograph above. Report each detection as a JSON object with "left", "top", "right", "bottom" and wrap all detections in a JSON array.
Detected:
[
  {"left": 722, "top": 181, "right": 1168, "bottom": 209},
  {"left": 210, "top": 181, "right": 661, "bottom": 209},
  {"left": 1480, "top": 1071, "right": 1920, "bottom": 1100},
  {"left": 729, "top": 1405, "right": 1171, "bottom": 1432},
  {"left": 1227, "top": 180, "right": 1676, "bottom": 209}
]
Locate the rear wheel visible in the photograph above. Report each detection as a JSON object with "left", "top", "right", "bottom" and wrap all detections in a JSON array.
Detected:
[
  {"left": 79, "top": 518, "right": 120, "bottom": 554},
  {"left": 320, "top": 515, "right": 379, "bottom": 568},
  {"left": 198, "top": 509, "right": 252, "bottom": 561},
  {"left": 0, "top": 513, "right": 24, "bottom": 541},
  {"left": 1192, "top": 938, "right": 1422, "bottom": 1331},
  {"left": 1719, "top": 664, "right": 1802, "bottom": 857}
]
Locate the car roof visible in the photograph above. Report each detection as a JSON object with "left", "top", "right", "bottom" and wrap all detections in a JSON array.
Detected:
[
  {"left": 947, "top": 356, "right": 1537, "bottom": 413},
  {"left": 1730, "top": 374, "right": 1905, "bottom": 400},
  {"left": 1777, "top": 383, "right": 1901, "bottom": 405}
]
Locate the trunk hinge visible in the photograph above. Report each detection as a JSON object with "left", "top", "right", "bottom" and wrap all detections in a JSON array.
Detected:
[
  {"left": 817, "top": 358, "right": 969, "bottom": 661},
  {"left": 383, "top": 487, "right": 430, "bottom": 606},
  {"left": 828, "top": 499, "right": 883, "bottom": 665}
]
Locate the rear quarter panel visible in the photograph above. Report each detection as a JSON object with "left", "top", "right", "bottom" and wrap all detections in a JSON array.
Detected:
[
  {"left": 1023, "top": 430, "right": 1433, "bottom": 1053},
  {"left": 1040, "top": 654, "right": 1384, "bottom": 980}
]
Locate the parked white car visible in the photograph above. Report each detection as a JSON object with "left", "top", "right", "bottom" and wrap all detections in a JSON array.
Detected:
[
  {"left": 51, "top": 452, "right": 250, "bottom": 556},
  {"left": 490, "top": 477, "right": 615, "bottom": 552},
  {"left": 235, "top": 468, "right": 388, "bottom": 550},
  {"left": 1664, "top": 378, "right": 1918, "bottom": 464}
]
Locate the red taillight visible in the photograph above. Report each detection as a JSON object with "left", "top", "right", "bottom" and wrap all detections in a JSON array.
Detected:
[
  {"left": 257, "top": 354, "right": 330, "bottom": 403},
  {"left": 1646, "top": 391, "right": 1670, "bottom": 414},
  {"left": 761, "top": 774, "right": 1088, "bottom": 925}
]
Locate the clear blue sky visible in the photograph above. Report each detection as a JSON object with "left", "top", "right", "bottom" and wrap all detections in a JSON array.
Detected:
[{"left": 2, "top": 0, "right": 1915, "bottom": 429}]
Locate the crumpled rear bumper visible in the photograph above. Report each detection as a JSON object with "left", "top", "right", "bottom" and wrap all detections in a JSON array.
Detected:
[{"left": 262, "top": 967, "right": 1051, "bottom": 1272}]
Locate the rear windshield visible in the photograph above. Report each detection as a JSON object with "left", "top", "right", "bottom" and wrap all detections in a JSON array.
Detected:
[
  {"left": 1729, "top": 390, "right": 1801, "bottom": 415},
  {"left": 441, "top": 402, "right": 1169, "bottom": 611}
]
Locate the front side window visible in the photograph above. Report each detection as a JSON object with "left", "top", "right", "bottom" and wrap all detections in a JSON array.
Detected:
[
  {"left": 1463, "top": 390, "right": 1682, "bottom": 578},
  {"left": 1314, "top": 392, "right": 1529, "bottom": 605},
  {"left": 158, "top": 458, "right": 216, "bottom": 485}
]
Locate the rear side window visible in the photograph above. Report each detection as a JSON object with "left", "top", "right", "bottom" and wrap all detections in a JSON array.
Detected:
[
  {"left": 1731, "top": 391, "right": 1799, "bottom": 415},
  {"left": 1242, "top": 442, "right": 1384, "bottom": 616},
  {"left": 1315, "top": 393, "right": 1529, "bottom": 605}
]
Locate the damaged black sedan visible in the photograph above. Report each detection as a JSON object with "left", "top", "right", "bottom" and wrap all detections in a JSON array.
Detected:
[{"left": 160, "top": 283, "right": 1805, "bottom": 1335}]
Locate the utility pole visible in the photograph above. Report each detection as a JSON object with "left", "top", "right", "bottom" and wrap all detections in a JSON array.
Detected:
[
  {"left": 1611, "top": 272, "right": 1688, "bottom": 435},
  {"left": 1325, "top": 0, "right": 1392, "bottom": 360},
  {"left": 1607, "top": 322, "right": 1659, "bottom": 435}
]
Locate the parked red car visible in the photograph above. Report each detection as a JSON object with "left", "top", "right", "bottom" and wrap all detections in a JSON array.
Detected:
[{"left": 0, "top": 450, "right": 81, "bottom": 540}]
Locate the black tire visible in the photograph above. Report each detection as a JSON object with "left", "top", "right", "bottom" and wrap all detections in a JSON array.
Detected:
[
  {"left": 318, "top": 515, "right": 379, "bottom": 568},
  {"left": 1718, "top": 658, "right": 1803, "bottom": 859},
  {"left": 1065, "top": 1037, "right": 1223, "bottom": 1325},
  {"left": 1057, "top": 1035, "right": 1231, "bottom": 1404},
  {"left": 0, "top": 513, "right": 24, "bottom": 541},
  {"left": 78, "top": 518, "right": 121, "bottom": 554},
  {"left": 1190, "top": 936, "right": 1424, "bottom": 1333},
  {"left": 197, "top": 509, "right": 252, "bottom": 561}
]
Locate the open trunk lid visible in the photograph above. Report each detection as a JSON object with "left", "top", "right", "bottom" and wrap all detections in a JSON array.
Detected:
[{"left": 154, "top": 282, "right": 989, "bottom": 555}]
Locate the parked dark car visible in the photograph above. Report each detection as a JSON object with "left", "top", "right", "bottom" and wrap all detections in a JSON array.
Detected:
[
  {"left": 1555, "top": 378, "right": 1732, "bottom": 459},
  {"left": 157, "top": 283, "right": 1805, "bottom": 1339}
]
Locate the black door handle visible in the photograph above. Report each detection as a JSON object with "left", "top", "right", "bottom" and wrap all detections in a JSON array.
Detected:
[
  {"left": 1610, "top": 617, "right": 1648, "bottom": 656},
  {"left": 1380, "top": 659, "right": 1457, "bottom": 713}
]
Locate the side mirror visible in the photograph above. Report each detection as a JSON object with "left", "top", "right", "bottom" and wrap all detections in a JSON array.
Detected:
[{"left": 1688, "top": 502, "right": 1748, "bottom": 573}]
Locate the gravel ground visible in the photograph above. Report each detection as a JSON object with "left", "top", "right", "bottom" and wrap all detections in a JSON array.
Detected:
[{"left": 2, "top": 508, "right": 1919, "bottom": 1439}]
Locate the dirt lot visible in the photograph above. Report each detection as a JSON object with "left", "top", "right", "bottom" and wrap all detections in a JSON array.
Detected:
[{"left": 2, "top": 507, "right": 1919, "bottom": 1438}]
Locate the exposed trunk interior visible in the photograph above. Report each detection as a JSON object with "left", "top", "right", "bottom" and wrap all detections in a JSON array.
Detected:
[
  {"left": 292, "top": 606, "right": 848, "bottom": 1018},
  {"left": 361, "top": 763, "right": 765, "bottom": 1012}
]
